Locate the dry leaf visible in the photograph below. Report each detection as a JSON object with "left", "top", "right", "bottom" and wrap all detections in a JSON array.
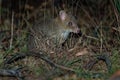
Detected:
[
  {"left": 110, "top": 70, "right": 120, "bottom": 80},
  {"left": 75, "top": 48, "right": 89, "bottom": 56}
]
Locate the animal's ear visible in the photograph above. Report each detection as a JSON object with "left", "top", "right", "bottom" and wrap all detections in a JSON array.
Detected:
[{"left": 59, "top": 10, "right": 67, "bottom": 21}]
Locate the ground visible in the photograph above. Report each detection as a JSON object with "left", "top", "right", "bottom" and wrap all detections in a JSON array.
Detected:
[{"left": 0, "top": 0, "right": 120, "bottom": 80}]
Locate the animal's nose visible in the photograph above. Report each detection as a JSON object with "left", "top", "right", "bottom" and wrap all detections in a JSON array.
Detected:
[
  {"left": 75, "top": 28, "right": 82, "bottom": 35},
  {"left": 76, "top": 28, "right": 80, "bottom": 33}
]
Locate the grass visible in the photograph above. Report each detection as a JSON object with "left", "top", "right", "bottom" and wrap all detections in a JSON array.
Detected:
[{"left": 0, "top": 0, "right": 120, "bottom": 80}]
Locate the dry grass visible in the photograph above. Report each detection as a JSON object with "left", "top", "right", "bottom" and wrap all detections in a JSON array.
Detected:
[{"left": 0, "top": 0, "right": 120, "bottom": 80}]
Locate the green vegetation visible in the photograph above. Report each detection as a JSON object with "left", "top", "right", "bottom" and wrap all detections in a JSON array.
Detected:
[{"left": 0, "top": 0, "right": 120, "bottom": 80}]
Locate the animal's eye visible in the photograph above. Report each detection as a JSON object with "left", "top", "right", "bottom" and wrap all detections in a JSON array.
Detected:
[{"left": 68, "top": 22, "right": 72, "bottom": 26}]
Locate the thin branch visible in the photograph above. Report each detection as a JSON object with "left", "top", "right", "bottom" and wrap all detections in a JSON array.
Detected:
[
  {"left": 110, "top": 0, "right": 120, "bottom": 27},
  {"left": 4, "top": 51, "right": 75, "bottom": 72},
  {"left": 0, "top": 68, "right": 24, "bottom": 80},
  {"left": 10, "top": 12, "right": 14, "bottom": 49},
  {"left": 112, "top": 27, "right": 120, "bottom": 32},
  {"left": 0, "top": 0, "right": 1, "bottom": 24}
]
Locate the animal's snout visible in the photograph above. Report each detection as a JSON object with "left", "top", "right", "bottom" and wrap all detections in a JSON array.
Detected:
[
  {"left": 76, "top": 28, "right": 80, "bottom": 33},
  {"left": 74, "top": 28, "right": 80, "bottom": 33},
  {"left": 73, "top": 28, "right": 82, "bottom": 36}
]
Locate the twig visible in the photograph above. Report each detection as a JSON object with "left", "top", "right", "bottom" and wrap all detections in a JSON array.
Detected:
[
  {"left": 0, "top": 67, "right": 24, "bottom": 80},
  {"left": 100, "top": 23, "right": 103, "bottom": 53},
  {"left": 4, "top": 51, "right": 111, "bottom": 78},
  {"left": 0, "top": 0, "right": 1, "bottom": 24},
  {"left": 10, "top": 12, "right": 14, "bottom": 49},
  {"left": 4, "top": 51, "right": 75, "bottom": 72},
  {"left": 85, "top": 54, "right": 111, "bottom": 72},
  {"left": 84, "top": 35, "right": 99, "bottom": 40},
  {"left": 110, "top": 0, "right": 120, "bottom": 27},
  {"left": 112, "top": 27, "right": 120, "bottom": 32}
]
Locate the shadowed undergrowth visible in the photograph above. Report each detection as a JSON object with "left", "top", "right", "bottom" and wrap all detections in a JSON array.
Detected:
[{"left": 0, "top": 0, "right": 120, "bottom": 80}]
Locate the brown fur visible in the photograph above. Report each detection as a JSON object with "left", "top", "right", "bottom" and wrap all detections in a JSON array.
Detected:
[{"left": 28, "top": 10, "right": 80, "bottom": 51}]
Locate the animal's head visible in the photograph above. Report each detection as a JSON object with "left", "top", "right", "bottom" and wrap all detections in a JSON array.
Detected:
[{"left": 57, "top": 10, "right": 80, "bottom": 33}]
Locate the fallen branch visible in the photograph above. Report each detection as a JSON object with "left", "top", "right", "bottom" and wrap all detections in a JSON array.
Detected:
[
  {"left": 3, "top": 51, "right": 111, "bottom": 79},
  {"left": 85, "top": 54, "right": 111, "bottom": 72},
  {"left": 4, "top": 51, "right": 75, "bottom": 72},
  {"left": 0, "top": 67, "right": 24, "bottom": 80}
]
